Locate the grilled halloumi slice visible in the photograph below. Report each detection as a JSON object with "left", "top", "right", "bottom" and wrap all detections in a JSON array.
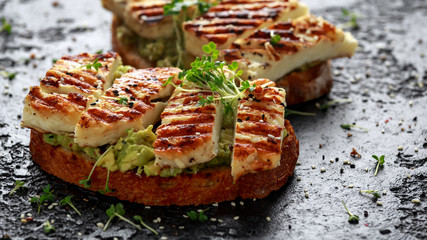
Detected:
[
  {"left": 153, "top": 88, "right": 223, "bottom": 169},
  {"left": 231, "top": 79, "right": 286, "bottom": 182},
  {"left": 74, "top": 67, "right": 181, "bottom": 147},
  {"left": 221, "top": 15, "right": 358, "bottom": 81},
  {"left": 22, "top": 87, "right": 88, "bottom": 134},
  {"left": 123, "top": 0, "right": 174, "bottom": 40},
  {"left": 22, "top": 53, "right": 122, "bottom": 134},
  {"left": 40, "top": 52, "right": 121, "bottom": 99},
  {"left": 183, "top": 0, "right": 309, "bottom": 57}
]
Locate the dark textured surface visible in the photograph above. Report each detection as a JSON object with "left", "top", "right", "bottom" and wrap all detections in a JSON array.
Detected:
[{"left": 0, "top": 0, "right": 426, "bottom": 239}]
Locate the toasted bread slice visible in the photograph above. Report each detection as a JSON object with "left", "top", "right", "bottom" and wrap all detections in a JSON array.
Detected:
[
  {"left": 74, "top": 68, "right": 181, "bottom": 147},
  {"left": 221, "top": 15, "right": 358, "bottom": 81},
  {"left": 30, "top": 119, "right": 298, "bottom": 206},
  {"left": 153, "top": 88, "right": 223, "bottom": 168},
  {"left": 232, "top": 79, "right": 286, "bottom": 181},
  {"left": 183, "top": 0, "right": 309, "bottom": 57}
]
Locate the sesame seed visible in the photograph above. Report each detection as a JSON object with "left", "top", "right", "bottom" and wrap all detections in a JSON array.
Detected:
[
  {"left": 234, "top": 216, "right": 239, "bottom": 220},
  {"left": 348, "top": 185, "right": 354, "bottom": 188},
  {"left": 183, "top": 214, "right": 188, "bottom": 218},
  {"left": 266, "top": 216, "right": 271, "bottom": 222},
  {"left": 411, "top": 199, "right": 421, "bottom": 204},
  {"left": 210, "top": 218, "right": 217, "bottom": 222},
  {"left": 311, "top": 165, "right": 316, "bottom": 169},
  {"left": 240, "top": 201, "right": 244, "bottom": 206},
  {"left": 113, "top": 238, "right": 118, "bottom": 240},
  {"left": 409, "top": 101, "right": 413, "bottom": 107},
  {"left": 415, "top": 147, "right": 419, "bottom": 152},
  {"left": 197, "top": 209, "right": 203, "bottom": 212},
  {"left": 145, "top": 206, "right": 151, "bottom": 209},
  {"left": 320, "top": 167, "right": 326, "bottom": 173},
  {"left": 20, "top": 214, "right": 25, "bottom": 219},
  {"left": 67, "top": 214, "right": 71, "bottom": 219},
  {"left": 159, "top": 226, "right": 165, "bottom": 230},
  {"left": 52, "top": 203, "right": 58, "bottom": 206},
  {"left": 218, "top": 219, "right": 223, "bottom": 223},
  {"left": 259, "top": 119, "right": 264, "bottom": 123},
  {"left": 253, "top": 198, "right": 257, "bottom": 201},
  {"left": 178, "top": 226, "right": 185, "bottom": 229},
  {"left": 79, "top": 77, "right": 84, "bottom": 81},
  {"left": 21, "top": 219, "right": 27, "bottom": 223},
  {"left": 383, "top": 190, "right": 387, "bottom": 195},
  {"left": 212, "top": 202, "right": 219, "bottom": 207},
  {"left": 397, "top": 146, "right": 403, "bottom": 151},
  {"left": 407, "top": 174, "right": 411, "bottom": 179},
  {"left": 304, "top": 188, "right": 308, "bottom": 192},
  {"left": 305, "top": 192, "right": 309, "bottom": 198},
  {"left": 78, "top": 232, "right": 82, "bottom": 236},
  {"left": 160, "top": 237, "right": 168, "bottom": 240},
  {"left": 231, "top": 202, "right": 236, "bottom": 207},
  {"left": 96, "top": 222, "right": 104, "bottom": 228},
  {"left": 296, "top": 176, "right": 301, "bottom": 181},
  {"left": 48, "top": 205, "right": 53, "bottom": 210},
  {"left": 365, "top": 168, "right": 369, "bottom": 172},
  {"left": 296, "top": 161, "right": 301, "bottom": 165},
  {"left": 333, "top": 70, "right": 340, "bottom": 76},
  {"left": 330, "top": 159, "right": 334, "bottom": 163},
  {"left": 195, "top": 132, "right": 200, "bottom": 135},
  {"left": 376, "top": 201, "right": 383, "bottom": 206},
  {"left": 381, "top": 129, "right": 385, "bottom": 134}
]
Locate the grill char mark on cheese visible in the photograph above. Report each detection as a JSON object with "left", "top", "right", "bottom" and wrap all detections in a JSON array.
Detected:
[
  {"left": 40, "top": 52, "right": 119, "bottom": 96},
  {"left": 232, "top": 80, "right": 286, "bottom": 181},
  {"left": 129, "top": 1, "right": 167, "bottom": 25},
  {"left": 154, "top": 89, "right": 222, "bottom": 168}
]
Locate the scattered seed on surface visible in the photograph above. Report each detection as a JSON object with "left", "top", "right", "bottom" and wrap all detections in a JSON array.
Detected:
[
  {"left": 210, "top": 218, "right": 217, "bottom": 222},
  {"left": 160, "top": 237, "right": 168, "bottom": 240},
  {"left": 218, "top": 219, "right": 223, "bottom": 223},
  {"left": 397, "top": 146, "right": 403, "bottom": 151},
  {"left": 297, "top": 176, "right": 301, "bottom": 181},
  {"left": 145, "top": 206, "right": 151, "bottom": 209},
  {"left": 266, "top": 217, "right": 271, "bottom": 222},
  {"left": 411, "top": 199, "right": 421, "bottom": 204},
  {"left": 364, "top": 211, "right": 368, "bottom": 217},
  {"left": 212, "top": 203, "right": 219, "bottom": 207},
  {"left": 409, "top": 101, "right": 413, "bottom": 107},
  {"left": 178, "top": 226, "right": 185, "bottom": 230},
  {"left": 234, "top": 216, "right": 239, "bottom": 220},
  {"left": 415, "top": 147, "right": 419, "bottom": 152},
  {"left": 231, "top": 202, "right": 236, "bottom": 207},
  {"left": 20, "top": 214, "right": 25, "bottom": 219},
  {"left": 320, "top": 167, "right": 326, "bottom": 173},
  {"left": 348, "top": 185, "right": 354, "bottom": 188},
  {"left": 381, "top": 129, "right": 385, "bottom": 134},
  {"left": 330, "top": 159, "right": 334, "bottom": 163},
  {"left": 305, "top": 193, "right": 309, "bottom": 198},
  {"left": 296, "top": 161, "right": 301, "bottom": 165},
  {"left": 365, "top": 167, "right": 369, "bottom": 172},
  {"left": 21, "top": 219, "right": 27, "bottom": 224},
  {"left": 407, "top": 174, "right": 411, "bottom": 179},
  {"left": 383, "top": 190, "right": 387, "bottom": 195},
  {"left": 311, "top": 165, "right": 316, "bottom": 169},
  {"left": 67, "top": 214, "right": 71, "bottom": 219},
  {"left": 96, "top": 222, "right": 104, "bottom": 228},
  {"left": 159, "top": 226, "right": 165, "bottom": 230},
  {"left": 376, "top": 201, "right": 383, "bottom": 206},
  {"left": 77, "top": 232, "right": 82, "bottom": 236}
]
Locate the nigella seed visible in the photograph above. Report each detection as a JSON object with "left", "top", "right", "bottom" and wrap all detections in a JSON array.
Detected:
[
  {"left": 246, "top": 117, "right": 250, "bottom": 121},
  {"left": 237, "top": 119, "right": 242, "bottom": 122},
  {"left": 112, "top": 90, "right": 119, "bottom": 96},
  {"left": 350, "top": 164, "right": 355, "bottom": 168},
  {"left": 340, "top": 169, "right": 344, "bottom": 174},
  {"left": 262, "top": 114, "right": 265, "bottom": 120},
  {"left": 130, "top": 96, "right": 135, "bottom": 100},
  {"left": 90, "top": 103, "right": 96, "bottom": 106},
  {"left": 364, "top": 211, "right": 368, "bottom": 217}
]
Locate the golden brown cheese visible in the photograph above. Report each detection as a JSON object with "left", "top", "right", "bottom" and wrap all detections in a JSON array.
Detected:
[
  {"left": 74, "top": 68, "right": 181, "bottom": 147},
  {"left": 221, "top": 14, "right": 358, "bottom": 81},
  {"left": 232, "top": 79, "right": 286, "bottom": 182},
  {"left": 183, "top": 0, "right": 309, "bottom": 57},
  {"left": 21, "top": 53, "right": 122, "bottom": 134},
  {"left": 153, "top": 88, "right": 223, "bottom": 169}
]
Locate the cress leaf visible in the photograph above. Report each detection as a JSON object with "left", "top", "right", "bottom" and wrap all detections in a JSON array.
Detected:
[{"left": 106, "top": 204, "right": 115, "bottom": 217}]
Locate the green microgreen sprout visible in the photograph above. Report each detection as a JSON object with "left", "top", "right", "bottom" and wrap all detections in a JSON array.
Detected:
[
  {"left": 187, "top": 209, "right": 208, "bottom": 222},
  {"left": 52, "top": 59, "right": 58, "bottom": 64},
  {"left": 342, "top": 201, "right": 359, "bottom": 224},
  {"left": 95, "top": 49, "right": 103, "bottom": 54},
  {"left": 316, "top": 98, "right": 352, "bottom": 110},
  {"left": 341, "top": 8, "right": 359, "bottom": 29},
  {"left": 84, "top": 58, "right": 102, "bottom": 72},
  {"left": 340, "top": 124, "right": 368, "bottom": 132},
  {"left": 118, "top": 97, "right": 129, "bottom": 105},
  {"left": 99, "top": 166, "right": 113, "bottom": 194},
  {"left": 59, "top": 196, "right": 81, "bottom": 216},
  {"left": 0, "top": 71, "right": 17, "bottom": 80},
  {"left": 9, "top": 180, "right": 25, "bottom": 195},
  {"left": 134, "top": 215, "right": 159, "bottom": 235},
  {"left": 285, "top": 109, "right": 316, "bottom": 118},
  {"left": 163, "top": 0, "right": 212, "bottom": 16},
  {"left": 30, "top": 184, "right": 55, "bottom": 214},
  {"left": 164, "top": 42, "right": 252, "bottom": 119},
  {"left": 79, "top": 145, "right": 113, "bottom": 189},
  {"left": 359, "top": 190, "right": 381, "bottom": 199},
  {"left": 43, "top": 220, "right": 56, "bottom": 234},
  {"left": 1, "top": 17, "right": 12, "bottom": 34},
  {"left": 270, "top": 32, "right": 281, "bottom": 45},
  {"left": 372, "top": 155, "right": 385, "bottom": 176},
  {"left": 103, "top": 203, "right": 142, "bottom": 231}
]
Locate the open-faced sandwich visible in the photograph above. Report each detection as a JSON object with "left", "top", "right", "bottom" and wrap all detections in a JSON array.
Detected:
[
  {"left": 102, "top": 0, "right": 358, "bottom": 105},
  {"left": 21, "top": 45, "right": 299, "bottom": 206}
]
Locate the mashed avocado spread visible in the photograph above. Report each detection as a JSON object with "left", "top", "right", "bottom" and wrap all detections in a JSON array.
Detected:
[{"left": 43, "top": 127, "right": 234, "bottom": 178}]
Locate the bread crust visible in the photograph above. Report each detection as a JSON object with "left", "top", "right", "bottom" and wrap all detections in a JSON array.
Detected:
[
  {"left": 111, "top": 16, "right": 333, "bottom": 106},
  {"left": 30, "top": 120, "right": 299, "bottom": 206}
]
